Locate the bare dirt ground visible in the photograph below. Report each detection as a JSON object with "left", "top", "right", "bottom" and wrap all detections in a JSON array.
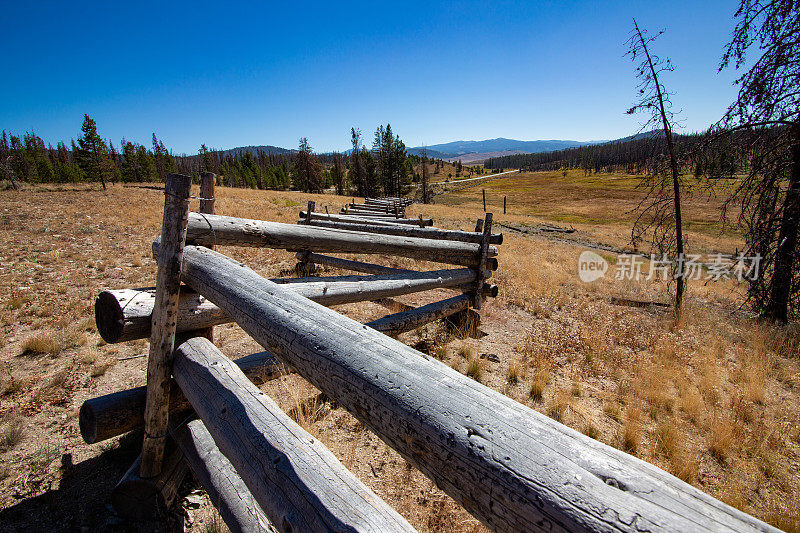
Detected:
[{"left": 1, "top": 172, "right": 798, "bottom": 532}]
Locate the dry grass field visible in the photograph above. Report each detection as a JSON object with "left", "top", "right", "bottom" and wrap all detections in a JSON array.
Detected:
[{"left": 0, "top": 170, "right": 798, "bottom": 532}]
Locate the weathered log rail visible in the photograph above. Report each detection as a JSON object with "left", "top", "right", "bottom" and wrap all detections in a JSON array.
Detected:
[
  {"left": 341, "top": 196, "right": 408, "bottom": 219},
  {"left": 185, "top": 212, "right": 493, "bottom": 267},
  {"left": 96, "top": 268, "right": 486, "bottom": 341},
  {"left": 77, "top": 177, "right": 777, "bottom": 533},
  {"left": 173, "top": 243, "right": 777, "bottom": 533}
]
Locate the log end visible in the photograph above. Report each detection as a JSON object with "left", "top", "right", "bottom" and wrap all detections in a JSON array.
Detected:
[
  {"left": 95, "top": 291, "right": 125, "bottom": 344},
  {"left": 78, "top": 401, "right": 98, "bottom": 444}
]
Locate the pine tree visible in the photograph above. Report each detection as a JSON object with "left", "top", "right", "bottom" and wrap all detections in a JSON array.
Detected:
[
  {"left": 331, "top": 152, "right": 346, "bottom": 195},
  {"left": 199, "top": 144, "right": 215, "bottom": 172},
  {"left": 350, "top": 128, "right": 368, "bottom": 197},
  {"left": 152, "top": 133, "right": 167, "bottom": 181},
  {"left": 76, "top": 114, "right": 109, "bottom": 189},
  {"left": 55, "top": 141, "right": 82, "bottom": 182},
  {"left": 24, "top": 132, "right": 54, "bottom": 182},
  {"left": 361, "top": 147, "right": 377, "bottom": 196},
  {"left": 293, "top": 137, "right": 323, "bottom": 192},
  {"left": 9, "top": 135, "right": 29, "bottom": 181},
  {"left": 371, "top": 124, "right": 409, "bottom": 197},
  {"left": 120, "top": 141, "right": 139, "bottom": 182}
]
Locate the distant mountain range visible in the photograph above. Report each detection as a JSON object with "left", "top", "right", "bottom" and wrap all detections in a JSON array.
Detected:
[
  {"left": 408, "top": 132, "right": 662, "bottom": 163},
  {"left": 211, "top": 132, "right": 658, "bottom": 161},
  {"left": 407, "top": 137, "right": 606, "bottom": 158}
]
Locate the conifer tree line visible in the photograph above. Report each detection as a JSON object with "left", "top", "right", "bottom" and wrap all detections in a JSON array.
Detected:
[
  {"left": 1, "top": 115, "right": 181, "bottom": 188},
  {"left": 0, "top": 116, "right": 431, "bottom": 196},
  {"left": 482, "top": 132, "right": 740, "bottom": 178}
]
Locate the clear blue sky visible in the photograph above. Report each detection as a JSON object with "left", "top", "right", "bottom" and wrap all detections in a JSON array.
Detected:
[{"left": 0, "top": 0, "right": 743, "bottom": 154}]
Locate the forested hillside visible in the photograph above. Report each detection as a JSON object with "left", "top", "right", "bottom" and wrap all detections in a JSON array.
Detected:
[{"left": 483, "top": 131, "right": 740, "bottom": 178}]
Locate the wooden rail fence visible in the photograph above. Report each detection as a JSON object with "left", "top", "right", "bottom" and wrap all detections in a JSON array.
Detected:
[{"left": 79, "top": 175, "right": 778, "bottom": 533}]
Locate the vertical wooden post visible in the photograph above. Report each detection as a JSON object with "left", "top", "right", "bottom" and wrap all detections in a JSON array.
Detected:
[
  {"left": 473, "top": 213, "right": 493, "bottom": 310},
  {"left": 482, "top": 189, "right": 486, "bottom": 212},
  {"left": 140, "top": 173, "right": 192, "bottom": 478},
  {"left": 474, "top": 218, "right": 484, "bottom": 233},
  {"left": 198, "top": 172, "right": 216, "bottom": 342},
  {"left": 305, "top": 201, "right": 315, "bottom": 225},
  {"left": 297, "top": 201, "right": 316, "bottom": 275},
  {"left": 504, "top": 195, "right": 507, "bottom": 214},
  {"left": 199, "top": 172, "right": 216, "bottom": 222}
]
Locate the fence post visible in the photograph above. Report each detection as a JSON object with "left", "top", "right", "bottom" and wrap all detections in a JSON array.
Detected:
[
  {"left": 140, "top": 173, "right": 192, "bottom": 478},
  {"left": 199, "top": 172, "right": 216, "bottom": 341},
  {"left": 473, "top": 213, "right": 493, "bottom": 310},
  {"left": 297, "top": 201, "right": 316, "bottom": 274},
  {"left": 504, "top": 195, "right": 507, "bottom": 214},
  {"left": 304, "top": 201, "right": 315, "bottom": 225},
  {"left": 199, "top": 172, "right": 216, "bottom": 224},
  {"left": 482, "top": 189, "right": 486, "bottom": 212}
]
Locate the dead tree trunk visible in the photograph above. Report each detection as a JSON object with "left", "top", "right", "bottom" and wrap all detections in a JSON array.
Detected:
[{"left": 765, "top": 121, "right": 800, "bottom": 321}]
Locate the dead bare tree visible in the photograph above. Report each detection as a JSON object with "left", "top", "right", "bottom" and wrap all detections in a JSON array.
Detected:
[
  {"left": 1, "top": 156, "right": 20, "bottom": 190},
  {"left": 710, "top": 0, "right": 800, "bottom": 322},
  {"left": 626, "top": 19, "right": 687, "bottom": 313}
]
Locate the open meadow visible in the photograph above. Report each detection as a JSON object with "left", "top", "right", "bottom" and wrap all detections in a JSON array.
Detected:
[{"left": 0, "top": 171, "right": 798, "bottom": 532}]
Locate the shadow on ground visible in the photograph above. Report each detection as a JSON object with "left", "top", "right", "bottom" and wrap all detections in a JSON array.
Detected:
[{"left": 0, "top": 432, "right": 186, "bottom": 532}]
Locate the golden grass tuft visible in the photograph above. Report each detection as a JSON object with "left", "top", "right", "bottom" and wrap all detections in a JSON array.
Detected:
[
  {"left": 654, "top": 416, "right": 680, "bottom": 459},
  {"left": 466, "top": 356, "right": 484, "bottom": 382},
  {"left": 547, "top": 390, "right": 572, "bottom": 423},
  {"left": 603, "top": 398, "right": 622, "bottom": 423},
  {"left": 1, "top": 374, "right": 23, "bottom": 397},
  {"left": 620, "top": 404, "right": 641, "bottom": 455},
  {"left": 6, "top": 295, "right": 30, "bottom": 310},
  {"left": 707, "top": 414, "right": 736, "bottom": 464},
  {"left": 0, "top": 417, "right": 24, "bottom": 450},
  {"left": 90, "top": 362, "right": 112, "bottom": 378},
  {"left": 583, "top": 422, "right": 600, "bottom": 440},
  {"left": 456, "top": 342, "right": 476, "bottom": 359},
  {"left": 669, "top": 444, "right": 700, "bottom": 484},
  {"left": 741, "top": 354, "right": 768, "bottom": 406},
  {"left": 678, "top": 382, "right": 703, "bottom": 425},
  {"left": 529, "top": 369, "right": 550, "bottom": 402},
  {"left": 20, "top": 332, "right": 61, "bottom": 356},
  {"left": 506, "top": 360, "right": 524, "bottom": 383}
]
